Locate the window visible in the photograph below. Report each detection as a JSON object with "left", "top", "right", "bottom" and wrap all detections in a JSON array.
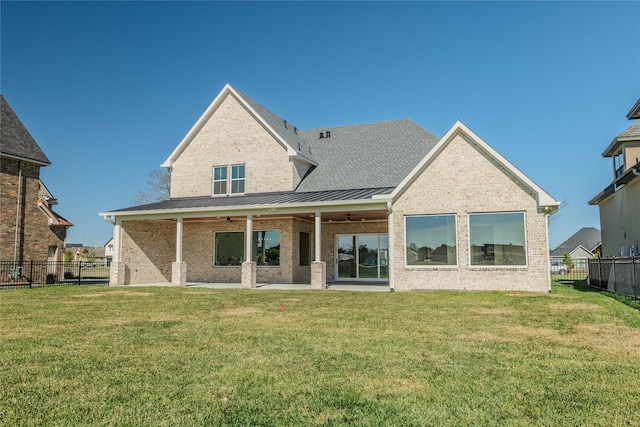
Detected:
[
  {"left": 213, "top": 166, "right": 228, "bottom": 195},
  {"left": 300, "top": 232, "right": 312, "bottom": 266},
  {"left": 253, "top": 230, "right": 280, "bottom": 266},
  {"left": 214, "top": 231, "right": 244, "bottom": 266},
  {"left": 213, "top": 164, "right": 245, "bottom": 195},
  {"left": 231, "top": 164, "right": 245, "bottom": 194},
  {"left": 613, "top": 152, "right": 625, "bottom": 178},
  {"left": 405, "top": 215, "right": 457, "bottom": 266},
  {"left": 469, "top": 212, "right": 526, "bottom": 266}
]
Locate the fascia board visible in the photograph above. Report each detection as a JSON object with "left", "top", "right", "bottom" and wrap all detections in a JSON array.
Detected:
[
  {"left": 161, "top": 84, "right": 234, "bottom": 168},
  {"left": 161, "top": 84, "right": 318, "bottom": 168},
  {"left": 390, "top": 120, "right": 560, "bottom": 208},
  {"left": 588, "top": 190, "right": 612, "bottom": 206},
  {"left": 601, "top": 137, "right": 640, "bottom": 157},
  {"left": 1, "top": 152, "right": 51, "bottom": 167},
  {"left": 99, "top": 199, "right": 388, "bottom": 220},
  {"left": 38, "top": 201, "right": 59, "bottom": 225}
]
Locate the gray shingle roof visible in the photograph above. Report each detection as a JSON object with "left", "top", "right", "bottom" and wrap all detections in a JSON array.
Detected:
[
  {"left": 550, "top": 227, "right": 601, "bottom": 256},
  {"left": 618, "top": 120, "right": 640, "bottom": 139},
  {"left": 234, "top": 88, "right": 317, "bottom": 165},
  {"left": 295, "top": 119, "right": 440, "bottom": 192},
  {"left": 110, "top": 187, "right": 394, "bottom": 213},
  {"left": 0, "top": 95, "right": 50, "bottom": 165}
]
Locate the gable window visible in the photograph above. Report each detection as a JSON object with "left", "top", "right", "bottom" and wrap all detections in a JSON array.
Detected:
[
  {"left": 469, "top": 212, "right": 526, "bottom": 266},
  {"left": 213, "top": 166, "right": 228, "bottom": 195},
  {"left": 405, "top": 215, "right": 457, "bottom": 266},
  {"left": 213, "top": 164, "right": 245, "bottom": 195},
  {"left": 231, "top": 164, "right": 245, "bottom": 194}
]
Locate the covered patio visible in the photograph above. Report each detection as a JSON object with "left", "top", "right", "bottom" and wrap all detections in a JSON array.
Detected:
[{"left": 101, "top": 188, "right": 396, "bottom": 290}]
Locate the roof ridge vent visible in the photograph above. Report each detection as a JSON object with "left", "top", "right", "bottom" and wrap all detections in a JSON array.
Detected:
[
  {"left": 326, "top": 130, "right": 331, "bottom": 138},
  {"left": 319, "top": 132, "right": 324, "bottom": 139}
]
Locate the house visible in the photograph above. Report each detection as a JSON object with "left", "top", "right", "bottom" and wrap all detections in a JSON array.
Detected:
[
  {"left": 589, "top": 99, "right": 640, "bottom": 257},
  {"left": 550, "top": 227, "right": 601, "bottom": 268},
  {"left": 0, "top": 95, "right": 72, "bottom": 264},
  {"left": 100, "top": 84, "right": 559, "bottom": 292}
]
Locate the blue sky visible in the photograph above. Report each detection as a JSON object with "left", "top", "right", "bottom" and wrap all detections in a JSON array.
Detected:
[{"left": 2, "top": 1, "right": 638, "bottom": 248}]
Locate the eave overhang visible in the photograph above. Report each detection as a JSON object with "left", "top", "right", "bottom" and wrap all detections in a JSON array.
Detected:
[
  {"left": 100, "top": 188, "right": 393, "bottom": 221},
  {"left": 589, "top": 163, "right": 640, "bottom": 205},
  {"left": 627, "top": 99, "right": 640, "bottom": 120}
]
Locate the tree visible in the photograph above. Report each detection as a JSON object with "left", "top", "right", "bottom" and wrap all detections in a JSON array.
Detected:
[
  {"left": 133, "top": 168, "right": 171, "bottom": 205},
  {"left": 562, "top": 252, "right": 574, "bottom": 271}
]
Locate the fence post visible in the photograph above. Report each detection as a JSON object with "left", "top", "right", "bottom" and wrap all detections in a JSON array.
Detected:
[
  {"left": 77, "top": 263, "right": 82, "bottom": 286},
  {"left": 29, "top": 261, "right": 33, "bottom": 288},
  {"left": 633, "top": 256, "right": 638, "bottom": 300},
  {"left": 597, "top": 257, "right": 601, "bottom": 289},
  {"left": 612, "top": 257, "right": 616, "bottom": 294}
]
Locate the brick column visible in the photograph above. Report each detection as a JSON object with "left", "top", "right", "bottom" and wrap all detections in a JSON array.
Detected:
[
  {"left": 242, "top": 261, "right": 256, "bottom": 289},
  {"left": 172, "top": 262, "right": 187, "bottom": 287},
  {"left": 311, "top": 261, "right": 326, "bottom": 289},
  {"left": 109, "top": 261, "right": 126, "bottom": 286}
]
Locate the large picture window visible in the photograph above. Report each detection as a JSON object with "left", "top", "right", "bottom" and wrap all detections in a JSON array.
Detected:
[
  {"left": 253, "top": 230, "right": 280, "bottom": 266},
  {"left": 469, "top": 212, "right": 526, "bottom": 266},
  {"left": 214, "top": 231, "right": 244, "bottom": 266},
  {"left": 405, "top": 215, "right": 457, "bottom": 266}
]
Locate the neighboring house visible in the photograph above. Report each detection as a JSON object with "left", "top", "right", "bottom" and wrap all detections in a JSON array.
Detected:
[
  {"left": 100, "top": 84, "right": 559, "bottom": 292},
  {"left": 65, "top": 245, "right": 106, "bottom": 265},
  {"left": 589, "top": 99, "right": 640, "bottom": 257},
  {"left": 0, "top": 95, "right": 72, "bottom": 264},
  {"left": 550, "top": 227, "right": 601, "bottom": 269},
  {"left": 104, "top": 238, "right": 115, "bottom": 266}
]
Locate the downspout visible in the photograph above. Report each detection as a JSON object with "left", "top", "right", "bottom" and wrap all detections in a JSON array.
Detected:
[
  {"left": 387, "top": 201, "right": 395, "bottom": 292},
  {"left": 13, "top": 161, "right": 23, "bottom": 264}
]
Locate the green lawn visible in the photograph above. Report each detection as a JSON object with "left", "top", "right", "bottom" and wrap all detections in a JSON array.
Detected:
[{"left": 1, "top": 285, "right": 639, "bottom": 426}]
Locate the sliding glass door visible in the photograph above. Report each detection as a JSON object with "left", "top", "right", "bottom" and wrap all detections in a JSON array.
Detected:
[{"left": 336, "top": 234, "right": 388, "bottom": 281}]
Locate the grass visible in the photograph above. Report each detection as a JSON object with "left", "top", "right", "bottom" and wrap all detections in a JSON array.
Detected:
[{"left": 1, "top": 285, "right": 639, "bottom": 426}]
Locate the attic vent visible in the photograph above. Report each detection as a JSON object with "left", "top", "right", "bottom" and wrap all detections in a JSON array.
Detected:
[
  {"left": 326, "top": 130, "right": 331, "bottom": 138},
  {"left": 283, "top": 120, "right": 288, "bottom": 129},
  {"left": 297, "top": 143, "right": 301, "bottom": 151},
  {"left": 319, "top": 132, "right": 324, "bottom": 139},
  {"left": 294, "top": 126, "right": 297, "bottom": 134}
]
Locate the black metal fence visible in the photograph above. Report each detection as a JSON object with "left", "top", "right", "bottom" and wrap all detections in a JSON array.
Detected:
[
  {"left": 588, "top": 257, "right": 640, "bottom": 300},
  {"left": 0, "top": 261, "right": 109, "bottom": 289}
]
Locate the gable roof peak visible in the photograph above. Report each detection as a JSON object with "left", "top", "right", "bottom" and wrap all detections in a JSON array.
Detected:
[
  {"left": 162, "top": 84, "right": 317, "bottom": 168},
  {"left": 0, "top": 95, "right": 51, "bottom": 166}
]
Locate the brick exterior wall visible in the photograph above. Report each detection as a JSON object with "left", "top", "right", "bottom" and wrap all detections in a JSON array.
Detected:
[
  {"left": 119, "top": 217, "right": 317, "bottom": 284},
  {"left": 391, "top": 133, "right": 551, "bottom": 292},
  {"left": 0, "top": 157, "right": 66, "bottom": 262},
  {"left": 170, "top": 94, "right": 309, "bottom": 198}
]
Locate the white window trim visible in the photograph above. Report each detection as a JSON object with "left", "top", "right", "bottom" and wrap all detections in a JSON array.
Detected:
[
  {"left": 403, "top": 214, "right": 458, "bottom": 269},
  {"left": 212, "top": 164, "right": 245, "bottom": 197},
  {"left": 467, "top": 211, "right": 528, "bottom": 269}
]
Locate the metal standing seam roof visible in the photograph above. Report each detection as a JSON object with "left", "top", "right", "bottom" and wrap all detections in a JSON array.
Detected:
[
  {"left": 0, "top": 95, "right": 51, "bottom": 165},
  {"left": 107, "top": 187, "right": 395, "bottom": 214}
]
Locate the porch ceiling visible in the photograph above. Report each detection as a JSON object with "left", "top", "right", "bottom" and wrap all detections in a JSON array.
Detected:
[{"left": 180, "top": 209, "right": 389, "bottom": 224}]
